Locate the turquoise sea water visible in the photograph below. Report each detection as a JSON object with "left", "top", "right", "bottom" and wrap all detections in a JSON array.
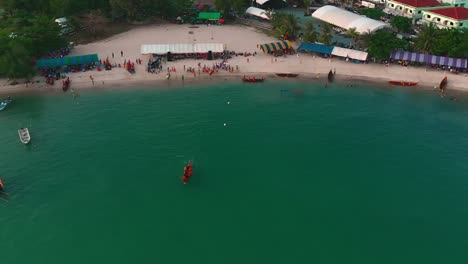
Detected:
[{"left": 1, "top": 82, "right": 468, "bottom": 264}]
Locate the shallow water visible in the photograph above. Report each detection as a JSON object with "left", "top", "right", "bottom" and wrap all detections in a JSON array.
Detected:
[{"left": 1, "top": 82, "right": 467, "bottom": 264}]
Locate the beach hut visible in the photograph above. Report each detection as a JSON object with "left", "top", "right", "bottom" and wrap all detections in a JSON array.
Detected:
[
  {"left": 390, "top": 51, "right": 468, "bottom": 69},
  {"left": 257, "top": 40, "right": 293, "bottom": 53},
  {"left": 35, "top": 54, "right": 99, "bottom": 68},
  {"left": 298, "top": 42, "right": 334, "bottom": 55},
  {"left": 331, "top": 47, "right": 368, "bottom": 62}
]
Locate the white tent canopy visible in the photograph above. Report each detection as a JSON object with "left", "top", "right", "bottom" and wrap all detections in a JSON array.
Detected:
[
  {"left": 331, "top": 47, "right": 368, "bottom": 61},
  {"left": 312, "top": 5, "right": 390, "bottom": 34},
  {"left": 245, "top": 7, "right": 271, "bottom": 20},
  {"left": 256, "top": 0, "right": 287, "bottom": 4},
  {"left": 141, "top": 43, "right": 224, "bottom": 55}
]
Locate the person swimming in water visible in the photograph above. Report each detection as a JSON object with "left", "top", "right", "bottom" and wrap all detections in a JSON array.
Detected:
[{"left": 182, "top": 162, "right": 193, "bottom": 184}]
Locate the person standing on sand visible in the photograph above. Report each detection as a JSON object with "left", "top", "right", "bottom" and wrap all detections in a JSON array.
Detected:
[
  {"left": 121, "top": 51, "right": 123, "bottom": 57},
  {"left": 89, "top": 76, "right": 94, "bottom": 85},
  {"left": 112, "top": 52, "right": 114, "bottom": 58}
]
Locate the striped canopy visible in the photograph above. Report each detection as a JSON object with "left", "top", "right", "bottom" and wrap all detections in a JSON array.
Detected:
[
  {"left": 36, "top": 54, "right": 99, "bottom": 69},
  {"left": 390, "top": 51, "right": 467, "bottom": 69},
  {"left": 257, "top": 40, "right": 293, "bottom": 53}
]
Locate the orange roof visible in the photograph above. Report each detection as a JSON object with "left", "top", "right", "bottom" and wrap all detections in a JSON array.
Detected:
[
  {"left": 393, "top": 0, "right": 441, "bottom": 7},
  {"left": 428, "top": 7, "right": 468, "bottom": 20}
]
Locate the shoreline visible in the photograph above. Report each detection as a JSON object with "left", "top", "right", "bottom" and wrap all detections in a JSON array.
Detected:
[
  {"left": 1, "top": 24, "right": 466, "bottom": 98},
  {"left": 1, "top": 71, "right": 455, "bottom": 99}
]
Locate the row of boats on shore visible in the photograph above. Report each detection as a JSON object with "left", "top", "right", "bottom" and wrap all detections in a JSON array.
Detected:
[
  {"left": 242, "top": 71, "right": 336, "bottom": 83},
  {"left": 243, "top": 72, "right": 448, "bottom": 92},
  {"left": 388, "top": 76, "right": 448, "bottom": 91}
]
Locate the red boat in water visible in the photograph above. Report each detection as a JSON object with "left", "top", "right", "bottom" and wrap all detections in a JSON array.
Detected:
[
  {"left": 0, "top": 179, "right": 4, "bottom": 191},
  {"left": 62, "top": 77, "right": 70, "bottom": 92},
  {"left": 242, "top": 76, "right": 265, "bottom": 83},
  {"left": 388, "top": 81, "right": 418, "bottom": 86},
  {"left": 182, "top": 161, "right": 193, "bottom": 184}
]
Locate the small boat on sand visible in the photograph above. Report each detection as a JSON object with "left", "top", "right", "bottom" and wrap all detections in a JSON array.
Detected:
[
  {"left": 62, "top": 77, "right": 70, "bottom": 92},
  {"left": 438, "top": 76, "right": 448, "bottom": 91},
  {"left": 18, "top": 128, "right": 31, "bottom": 145},
  {"left": 0, "top": 97, "right": 12, "bottom": 111},
  {"left": 276, "top": 73, "right": 299, "bottom": 77},
  {"left": 242, "top": 76, "right": 265, "bottom": 83},
  {"left": 328, "top": 70, "right": 334, "bottom": 83},
  {"left": 388, "top": 81, "right": 418, "bottom": 86},
  {"left": 182, "top": 161, "right": 193, "bottom": 184}
]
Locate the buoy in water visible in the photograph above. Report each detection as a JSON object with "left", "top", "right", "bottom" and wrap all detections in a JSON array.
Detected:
[{"left": 224, "top": 123, "right": 227, "bottom": 126}]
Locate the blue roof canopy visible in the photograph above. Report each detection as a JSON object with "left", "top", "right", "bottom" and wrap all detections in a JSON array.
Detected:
[
  {"left": 298, "top": 42, "right": 334, "bottom": 55},
  {"left": 36, "top": 54, "right": 99, "bottom": 68}
]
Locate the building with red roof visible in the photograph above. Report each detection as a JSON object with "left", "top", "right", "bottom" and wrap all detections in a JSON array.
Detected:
[
  {"left": 384, "top": 0, "right": 444, "bottom": 20},
  {"left": 422, "top": 7, "right": 468, "bottom": 28}
]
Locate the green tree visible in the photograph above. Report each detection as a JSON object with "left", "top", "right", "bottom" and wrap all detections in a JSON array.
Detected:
[
  {"left": 431, "top": 28, "right": 468, "bottom": 57},
  {"left": 303, "top": 20, "right": 317, "bottom": 42},
  {"left": 318, "top": 23, "right": 333, "bottom": 45},
  {"left": 303, "top": 0, "right": 312, "bottom": 15},
  {"left": 367, "top": 29, "right": 407, "bottom": 60},
  {"left": 271, "top": 13, "right": 301, "bottom": 40},
  {"left": 346, "top": 27, "right": 360, "bottom": 48},
  {"left": 0, "top": 39, "right": 35, "bottom": 79},
  {"left": 414, "top": 23, "right": 439, "bottom": 54},
  {"left": 391, "top": 16, "right": 412, "bottom": 34},
  {"left": 359, "top": 8, "right": 384, "bottom": 20}
]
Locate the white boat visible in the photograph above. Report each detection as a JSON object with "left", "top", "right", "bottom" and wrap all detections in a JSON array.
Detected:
[{"left": 18, "top": 128, "right": 31, "bottom": 144}]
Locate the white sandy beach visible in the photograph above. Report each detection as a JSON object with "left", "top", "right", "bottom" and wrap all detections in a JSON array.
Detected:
[{"left": 0, "top": 23, "right": 466, "bottom": 95}]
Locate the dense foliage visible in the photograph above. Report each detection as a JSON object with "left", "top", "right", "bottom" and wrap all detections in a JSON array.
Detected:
[
  {"left": 390, "top": 16, "right": 412, "bottom": 34},
  {"left": 366, "top": 29, "right": 407, "bottom": 60},
  {"left": 413, "top": 24, "right": 468, "bottom": 58},
  {"left": 303, "top": 20, "right": 317, "bottom": 42},
  {"left": 358, "top": 8, "right": 384, "bottom": 20},
  {"left": 271, "top": 12, "right": 301, "bottom": 40},
  {"left": 0, "top": 15, "right": 66, "bottom": 78}
]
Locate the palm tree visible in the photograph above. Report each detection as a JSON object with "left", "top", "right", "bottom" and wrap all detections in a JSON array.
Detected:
[
  {"left": 283, "top": 13, "right": 301, "bottom": 39},
  {"left": 303, "top": 20, "right": 318, "bottom": 42},
  {"left": 303, "top": 0, "right": 312, "bottom": 15},
  {"left": 358, "top": 29, "right": 373, "bottom": 48},
  {"left": 414, "top": 23, "right": 439, "bottom": 54},
  {"left": 345, "top": 27, "right": 360, "bottom": 48},
  {"left": 318, "top": 23, "right": 333, "bottom": 45},
  {"left": 271, "top": 13, "right": 301, "bottom": 40}
]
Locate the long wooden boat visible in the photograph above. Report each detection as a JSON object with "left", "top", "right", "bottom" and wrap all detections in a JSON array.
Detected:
[
  {"left": 388, "top": 81, "right": 418, "bottom": 86},
  {"left": 328, "top": 70, "right": 334, "bottom": 83},
  {"left": 62, "top": 77, "right": 70, "bottom": 92},
  {"left": 182, "top": 161, "right": 193, "bottom": 184},
  {"left": 18, "top": 128, "right": 31, "bottom": 145},
  {"left": 242, "top": 76, "right": 265, "bottom": 83},
  {"left": 438, "top": 76, "right": 448, "bottom": 91},
  {"left": 276, "top": 73, "right": 299, "bottom": 77}
]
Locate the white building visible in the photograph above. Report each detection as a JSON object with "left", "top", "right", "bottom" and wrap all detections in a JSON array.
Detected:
[
  {"left": 384, "top": 0, "right": 443, "bottom": 19},
  {"left": 312, "top": 5, "right": 391, "bottom": 34},
  {"left": 422, "top": 6, "right": 468, "bottom": 28}
]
